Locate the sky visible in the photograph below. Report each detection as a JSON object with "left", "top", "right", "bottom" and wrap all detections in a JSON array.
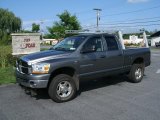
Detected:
[{"left": 0, "top": 0, "right": 160, "bottom": 33}]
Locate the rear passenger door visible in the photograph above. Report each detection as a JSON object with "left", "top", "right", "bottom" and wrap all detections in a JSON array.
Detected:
[{"left": 103, "top": 35, "right": 124, "bottom": 71}]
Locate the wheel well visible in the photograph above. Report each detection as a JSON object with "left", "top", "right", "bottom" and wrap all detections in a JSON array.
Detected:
[
  {"left": 47, "top": 67, "right": 76, "bottom": 88},
  {"left": 132, "top": 57, "right": 144, "bottom": 64}
]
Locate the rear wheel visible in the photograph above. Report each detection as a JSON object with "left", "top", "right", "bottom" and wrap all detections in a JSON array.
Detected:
[
  {"left": 48, "top": 74, "right": 76, "bottom": 103},
  {"left": 128, "top": 63, "right": 144, "bottom": 83}
]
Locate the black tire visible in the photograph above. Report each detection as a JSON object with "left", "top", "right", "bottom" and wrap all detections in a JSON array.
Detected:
[
  {"left": 128, "top": 63, "right": 144, "bottom": 83},
  {"left": 48, "top": 74, "right": 76, "bottom": 103}
]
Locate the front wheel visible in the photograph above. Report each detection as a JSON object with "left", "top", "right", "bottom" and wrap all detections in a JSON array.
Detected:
[
  {"left": 128, "top": 63, "right": 144, "bottom": 83},
  {"left": 48, "top": 74, "right": 76, "bottom": 103}
]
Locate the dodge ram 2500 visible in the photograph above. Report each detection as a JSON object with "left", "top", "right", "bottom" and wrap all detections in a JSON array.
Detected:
[{"left": 16, "top": 33, "right": 150, "bottom": 102}]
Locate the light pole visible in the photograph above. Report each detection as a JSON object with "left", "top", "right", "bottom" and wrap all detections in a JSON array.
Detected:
[{"left": 93, "top": 8, "right": 102, "bottom": 30}]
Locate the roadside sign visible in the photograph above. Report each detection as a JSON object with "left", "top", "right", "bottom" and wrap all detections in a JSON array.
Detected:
[{"left": 11, "top": 33, "right": 41, "bottom": 55}]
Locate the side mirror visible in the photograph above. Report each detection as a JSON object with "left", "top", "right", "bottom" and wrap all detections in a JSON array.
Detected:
[
  {"left": 81, "top": 45, "right": 96, "bottom": 53},
  {"left": 49, "top": 45, "right": 55, "bottom": 50}
]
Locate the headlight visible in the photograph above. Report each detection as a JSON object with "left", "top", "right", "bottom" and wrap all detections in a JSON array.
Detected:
[{"left": 32, "top": 63, "right": 50, "bottom": 74}]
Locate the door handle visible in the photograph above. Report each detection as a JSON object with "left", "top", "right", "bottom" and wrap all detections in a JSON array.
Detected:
[
  {"left": 118, "top": 54, "right": 122, "bottom": 56},
  {"left": 100, "top": 55, "right": 106, "bottom": 58}
]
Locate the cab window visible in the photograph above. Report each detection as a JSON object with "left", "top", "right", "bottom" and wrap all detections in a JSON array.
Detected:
[
  {"left": 104, "top": 36, "right": 119, "bottom": 51},
  {"left": 83, "top": 36, "right": 103, "bottom": 52}
]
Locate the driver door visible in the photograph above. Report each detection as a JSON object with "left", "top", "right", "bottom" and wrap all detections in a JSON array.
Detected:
[{"left": 79, "top": 35, "right": 106, "bottom": 79}]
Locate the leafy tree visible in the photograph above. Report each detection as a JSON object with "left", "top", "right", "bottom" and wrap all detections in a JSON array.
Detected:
[
  {"left": 46, "top": 10, "right": 81, "bottom": 39},
  {"left": 32, "top": 23, "right": 40, "bottom": 32},
  {"left": 0, "top": 8, "right": 21, "bottom": 44}
]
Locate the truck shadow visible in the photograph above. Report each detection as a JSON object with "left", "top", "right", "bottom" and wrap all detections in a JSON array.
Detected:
[
  {"left": 78, "top": 75, "right": 128, "bottom": 95},
  {"left": 34, "top": 75, "right": 128, "bottom": 100}
]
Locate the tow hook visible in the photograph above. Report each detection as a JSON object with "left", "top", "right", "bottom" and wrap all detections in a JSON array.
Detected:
[
  {"left": 23, "top": 87, "right": 37, "bottom": 97},
  {"left": 30, "top": 89, "right": 37, "bottom": 97}
]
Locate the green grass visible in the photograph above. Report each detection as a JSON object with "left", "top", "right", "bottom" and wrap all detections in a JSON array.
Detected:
[
  {"left": 0, "top": 67, "right": 16, "bottom": 85},
  {"left": 40, "top": 48, "right": 49, "bottom": 51}
]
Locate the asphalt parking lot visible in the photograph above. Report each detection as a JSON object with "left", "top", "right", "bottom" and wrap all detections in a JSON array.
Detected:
[{"left": 0, "top": 50, "right": 160, "bottom": 120}]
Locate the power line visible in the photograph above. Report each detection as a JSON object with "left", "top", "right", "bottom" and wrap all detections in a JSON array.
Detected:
[
  {"left": 101, "top": 5, "right": 160, "bottom": 17},
  {"left": 81, "top": 4, "right": 160, "bottom": 22},
  {"left": 99, "top": 19, "right": 160, "bottom": 26},
  {"left": 108, "top": 23, "right": 160, "bottom": 28},
  {"left": 83, "top": 23, "right": 160, "bottom": 29},
  {"left": 83, "top": 19, "right": 160, "bottom": 29},
  {"left": 104, "top": 16, "right": 160, "bottom": 23}
]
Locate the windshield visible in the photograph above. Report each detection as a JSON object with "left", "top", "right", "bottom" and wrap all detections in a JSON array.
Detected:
[{"left": 51, "top": 36, "right": 86, "bottom": 51}]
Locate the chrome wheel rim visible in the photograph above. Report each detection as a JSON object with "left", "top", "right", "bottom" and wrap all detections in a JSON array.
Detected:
[
  {"left": 56, "top": 81, "right": 72, "bottom": 98},
  {"left": 135, "top": 68, "right": 142, "bottom": 80}
]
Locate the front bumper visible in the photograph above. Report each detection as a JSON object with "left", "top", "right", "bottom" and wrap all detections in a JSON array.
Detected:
[{"left": 16, "top": 70, "right": 50, "bottom": 88}]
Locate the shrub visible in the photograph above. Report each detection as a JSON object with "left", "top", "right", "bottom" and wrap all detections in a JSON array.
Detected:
[
  {"left": 0, "top": 45, "right": 17, "bottom": 68},
  {"left": 125, "top": 43, "right": 141, "bottom": 47},
  {"left": 0, "top": 33, "right": 12, "bottom": 45},
  {"left": 7, "top": 54, "right": 17, "bottom": 67}
]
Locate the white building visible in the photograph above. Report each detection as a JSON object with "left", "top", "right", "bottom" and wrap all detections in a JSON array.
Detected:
[
  {"left": 150, "top": 31, "right": 160, "bottom": 46},
  {"left": 124, "top": 35, "right": 143, "bottom": 44},
  {"left": 42, "top": 39, "right": 58, "bottom": 45}
]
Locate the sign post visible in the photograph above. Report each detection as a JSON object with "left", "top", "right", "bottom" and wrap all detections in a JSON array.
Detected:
[{"left": 11, "top": 33, "right": 41, "bottom": 55}]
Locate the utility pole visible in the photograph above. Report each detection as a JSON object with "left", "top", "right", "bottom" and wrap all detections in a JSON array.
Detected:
[{"left": 93, "top": 8, "right": 102, "bottom": 30}]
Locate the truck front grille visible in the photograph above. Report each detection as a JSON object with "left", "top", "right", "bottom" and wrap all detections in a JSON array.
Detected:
[{"left": 17, "top": 59, "right": 31, "bottom": 74}]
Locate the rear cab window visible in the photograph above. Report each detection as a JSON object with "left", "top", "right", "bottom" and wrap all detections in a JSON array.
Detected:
[{"left": 104, "top": 35, "right": 119, "bottom": 51}]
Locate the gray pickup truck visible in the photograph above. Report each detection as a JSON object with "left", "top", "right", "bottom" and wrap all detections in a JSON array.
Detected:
[{"left": 16, "top": 33, "right": 150, "bottom": 102}]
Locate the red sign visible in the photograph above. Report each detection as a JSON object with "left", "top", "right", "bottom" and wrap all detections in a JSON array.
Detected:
[{"left": 20, "top": 38, "right": 35, "bottom": 49}]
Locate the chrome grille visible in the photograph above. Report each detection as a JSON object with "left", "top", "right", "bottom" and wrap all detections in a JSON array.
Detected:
[{"left": 17, "top": 59, "right": 31, "bottom": 74}]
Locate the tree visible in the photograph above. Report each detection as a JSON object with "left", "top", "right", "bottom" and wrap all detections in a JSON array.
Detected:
[
  {"left": 0, "top": 8, "right": 22, "bottom": 44},
  {"left": 46, "top": 10, "right": 81, "bottom": 39},
  {"left": 32, "top": 23, "right": 40, "bottom": 32}
]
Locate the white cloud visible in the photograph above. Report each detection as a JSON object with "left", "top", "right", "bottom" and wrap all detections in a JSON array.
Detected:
[{"left": 127, "top": 0, "right": 149, "bottom": 3}]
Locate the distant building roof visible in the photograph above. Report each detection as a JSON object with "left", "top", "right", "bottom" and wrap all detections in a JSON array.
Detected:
[{"left": 150, "top": 31, "right": 160, "bottom": 38}]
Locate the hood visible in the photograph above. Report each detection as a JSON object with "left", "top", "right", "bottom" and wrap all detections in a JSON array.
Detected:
[{"left": 21, "top": 50, "right": 71, "bottom": 64}]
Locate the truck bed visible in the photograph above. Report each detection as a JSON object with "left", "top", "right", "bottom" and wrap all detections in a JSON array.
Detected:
[{"left": 123, "top": 47, "right": 151, "bottom": 68}]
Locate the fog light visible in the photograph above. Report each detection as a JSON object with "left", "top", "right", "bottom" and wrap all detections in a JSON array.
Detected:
[{"left": 30, "top": 81, "right": 35, "bottom": 85}]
